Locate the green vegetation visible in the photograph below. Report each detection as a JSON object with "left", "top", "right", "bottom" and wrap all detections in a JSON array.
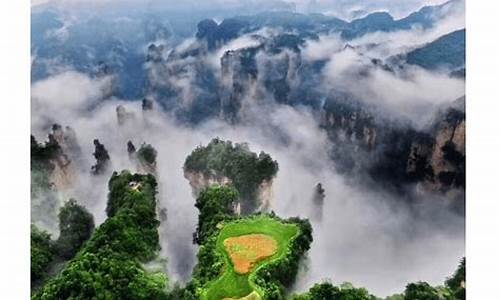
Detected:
[
  {"left": 31, "top": 199, "right": 94, "bottom": 286},
  {"left": 406, "top": 29, "right": 465, "bottom": 70},
  {"left": 203, "top": 216, "right": 300, "bottom": 300},
  {"left": 194, "top": 185, "right": 239, "bottom": 244},
  {"left": 383, "top": 258, "right": 466, "bottom": 300},
  {"left": 31, "top": 225, "right": 54, "bottom": 282},
  {"left": 183, "top": 186, "right": 239, "bottom": 299},
  {"left": 403, "top": 282, "right": 441, "bottom": 300},
  {"left": 184, "top": 185, "right": 312, "bottom": 300},
  {"left": 31, "top": 135, "right": 61, "bottom": 171},
  {"left": 105, "top": 171, "right": 157, "bottom": 218},
  {"left": 91, "top": 139, "right": 111, "bottom": 175},
  {"left": 399, "top": 258, "right": 465, "bottom": 300},
  {"left": 31, "top": 135, "right": 62, "bottom": 228},
  {"left": 137, "top": 143, "right": 158, "bottom": 166},
  {"left": 292, "top": 258, "right": 466, "bottom": 300},
  {"left": 184, "top": 138, "right": 279, "bottom": 213},
  {"left": 292, "top": 282, "right": 376, "bottom": 300},
  {"left": 54, "top": 199, "right": 95, "bottom": 259},
  {"left": 32, "top": 171, "right": 168, "bottom": 300},
  {"left": 30, "top": 136, "right": 465, "bottom": 300},
  {"left": 445, "top": 258, "right": 465, "bottom": 300}
]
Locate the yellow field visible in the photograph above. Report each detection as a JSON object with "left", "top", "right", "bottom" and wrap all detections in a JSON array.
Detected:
[
  {"left": 202, "top": 216, "right": 300, "bottom": 300},
  {"left": 223, "top": 234, "right": 278, "bottom": 274}
]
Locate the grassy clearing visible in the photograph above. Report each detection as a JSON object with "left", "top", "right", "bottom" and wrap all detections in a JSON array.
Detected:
[{"left": 203, "top": 216, "right": 299, "bottom": 300}]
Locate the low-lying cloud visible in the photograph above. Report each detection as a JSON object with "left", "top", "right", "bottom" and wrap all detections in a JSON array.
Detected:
[
  {"left": 321, "top": 48, "right": 464, "bottom": 126},
  {"left": 31, "top": 69, "right": 464, "bottom": 296}
]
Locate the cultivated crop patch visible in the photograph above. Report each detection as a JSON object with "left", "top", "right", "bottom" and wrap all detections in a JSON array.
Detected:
[
  {"left": 224, "top": 234, "right": 278, "bottom": 274},
  {"left": 202, "top": 216, "right": 299, "bottom": 300}
]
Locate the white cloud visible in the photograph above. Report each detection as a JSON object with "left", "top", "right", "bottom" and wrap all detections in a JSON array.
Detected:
[
  {"left": 32, "top": 0, "right": 456, "bottom": 20},
  {"left": 31, "top": 71, "right": 115, "bottom": 131},
  {"left": 301, "top": 34, "right": 344, "bottom": 61},
  {"left": 288, "top": 0, "right": 453, "bottom": 19},
  {"left": 30, "top": 69, "right": 464, "bottom": 294},
  {"left": 30, "top": 0, "right": 466, "bottom": 293},
  {"left": 321, "top": 47, "right": 464, "bottom": 126},
  {"left": 209, "top": 34, "right": 263, "bottom": 70}
]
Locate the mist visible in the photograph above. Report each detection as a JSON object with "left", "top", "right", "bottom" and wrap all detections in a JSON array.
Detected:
[
  {"left": 31, "top": 66, "right": 464, "bottom": 296},
  {"left": 320, "top": 48, "right": 464, "bottom": 127},
  {"left": 32, "top": 0, "right": 455, "bottom": 20},
  {"left": 29, "top": 0, "right": 467, "bottom": 295}
]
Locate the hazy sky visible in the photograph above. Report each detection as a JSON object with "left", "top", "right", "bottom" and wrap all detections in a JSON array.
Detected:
[
  {"left": 30, "top": 0, "right": 465, "bottom": 296},
  {"left": 32, "top": 0, "right": 453, "bottom": 19}
]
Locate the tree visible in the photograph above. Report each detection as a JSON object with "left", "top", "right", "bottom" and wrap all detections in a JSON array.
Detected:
[
  {"left": 128, "top": 140, "right": 137, "bottom": 156},
  {"left": 31, "top": 134, "right": 61, "bottom": 171},
  {"left": 184, "top": 138, "right": 279, "bottom": 213},
  {"left": 404, "top": 282, "right": 440, "bottom": 300},
  {"left": 54, "top": 199, "right": 95, "bottom": 259},
  {"left": 33, "top": 171, "right": 167, "bottom": 300},
  {"left": 31, "top": 225, "right": 54, "bottom": 281},
  {"left": 138, "top": 144, "right": 157, "bottom": 165},
  {"left": 194, "top": 185, "right": 238, "bottom": 244},
  {"left": 293, "top": 282, "right": 376, "bottom": 300},
  {"left": 31, "top": 134, "right": 63, "bottom": 242},
  {"left": 445, "top": 258, "right": 465, "bottom": 300},
  {"left": 91, "top": 139, "right": 110, "bottom": 175}
]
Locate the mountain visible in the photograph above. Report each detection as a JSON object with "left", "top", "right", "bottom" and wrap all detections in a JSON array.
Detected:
[
  {"left": 31, "top": 1, "right": 466, "bottom": 198},
  {"left": 321, "top": 93, "right": 465, "bottom": 204},
  {"left": 406, "top": 29, "right": 466, "bottom": 70},
  {"left": 341, "top": 12, "right": 396, "bottom": 39},
  {"left": 31, "top": 0, "right": 464, "bottom": 100},
  {"left": 342, "top": 0, "right": 463, "bottom": 39},
  {"left": 205, "top": 0, "right": 461, "bottom": 41}
]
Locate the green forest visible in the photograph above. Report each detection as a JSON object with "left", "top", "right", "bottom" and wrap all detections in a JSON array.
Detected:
[{"left": 31, "top": 137, "right": 465, "bottom": 300}]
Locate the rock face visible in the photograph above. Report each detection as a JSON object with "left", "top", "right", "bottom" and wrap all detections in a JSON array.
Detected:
[
  {"left": 195, "top": 19, "right": 219, "bottom": 50},
  {"left": 404, "top": 97, "right": 465, "bottom": 194},
  {"left": 91, "top": 139, "right": 110, "bottom": 175},
  {"left": 183, "top": 138, "right": 279, "bottom": 214},
  {"left": 218, "top": 33, "right": 321, "bottom": 121},
  {"left": 51, "top": 124, "right": 82, "bottom": 162},
  {"left": 184, "top": 170, "right": 242, "bottom": 214},
  {"left": 141, "top": 7, "right": 464, "bottom": 205},
  {"left": 142, "top": 98, "right": 154, "bottom": 111},
  {"left": 311, "top": 183, "right": 326, "bottom": 222},
  {"left": 426, "top": 97, "right": 465, "bottom": 191},
  {"left": 257, "top": 180, "right": 274, "bottom": 212},
  {"left": 144, "top": 40, "right": 220, "bottom": 123},
  {"left": 220, "top": 47, "right": 261, "bottom": 121},
  {"left": 322, "top": 92, "right": 377, "bottom": 151},
  {"left": 146, "top": 27, "right": 321, "bottom": 123},
  {"left": 136, "top": 143, "right": 158, "bottom": 175},
  {"left": 127, "top": 141, "right": 158, "bottom": 175},
  {"left": 43, "top": 125, "right": 80, "bottom": 191},
  {"left": 184, "top": 170, "right": 233, "bottom": 197},
  {"left": 31, "top": 125, "right": 82, "bottom": 233},
  {"left": 196, "top": 18, "right": 250, "bottom": 50},
  {"left": 321, "top": 95, "right": 465, "bottom": 199},
  {"left": 116, "top": 105, "right": 135, "bottom": 126},
  {"left": 184, "top": 170, "right": 274, "bottom": 215}
]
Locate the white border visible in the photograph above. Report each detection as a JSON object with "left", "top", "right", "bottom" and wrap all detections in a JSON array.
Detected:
[
  {"left": 1, "top": 0, "right": 500, "bottom": 298},
  {"left": 467, "top": 0, "right": 500, "bottom": 299},
  {"left": 0, "top": 0, "right": 30, "bottom": 298}
]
